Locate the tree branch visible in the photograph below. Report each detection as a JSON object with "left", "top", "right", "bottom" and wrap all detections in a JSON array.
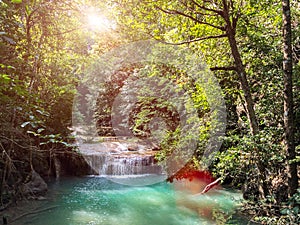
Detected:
[
  {"left": 232, "top": 15, "right": 239, "bottom": 32},
  {"left": 154, "top": 5, "right": 225, "bottom": 31},
  {"left": 189, "top": 0, "right": 224, "bottom": 16},
  {"left": 201, "top": 177, "right": 222, "bottom": 194},
  {"left": 210, "top": 66, "right": 236, "bottom": 71},
  {"left": 179, "top": 0, "right": 219, "bottom": 17},
  {"left": 0, "top": 135, "right": 28, "bottom": 149},
  {"left": 152, "top": 34, "right": 227, "bottom": 46}
]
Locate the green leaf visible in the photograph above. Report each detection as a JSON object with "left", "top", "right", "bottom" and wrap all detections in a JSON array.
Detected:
[
  {"left": 27, "top": 130, "right": 40, "bottom": 136},
  {"left": 293, "top": 206, "right": 299, "bottom": 214},
  {"left": 37, "top": 128, "right": 45, "bottom": 133},
  {"left": 60, "top": 141, "right": 70, "bottom": 146},
  {"left": 49, "top": 139, "right": 56, "bottom": 143},
  {"left": 7, "top": 66, "right": 16, "bottom": 70},
  {"left": 21, "top": 121, "right": 30, "bottom": 128},
  {"left": 1, "top": 74, "right": 11, "bottom": 81},
  {"left": 11, "top": 0, "right": 22, "bottom": 4}
]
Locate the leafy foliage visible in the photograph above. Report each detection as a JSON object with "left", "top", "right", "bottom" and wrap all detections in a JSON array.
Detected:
[
  {"left": 107, "top": 0, "right": 300, "bottom": 222},
  {"left": 0, "top": 0, "right": 113, "bottom": 205}
]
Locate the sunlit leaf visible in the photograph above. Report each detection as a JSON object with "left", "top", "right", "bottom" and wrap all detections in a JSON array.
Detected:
[
  {"left": 27, "top": 130, "right": 40, "bottom": 136},
  {"left": 21, "top": 121, "right": 30, "bottom": 128},
  {"left": 11, "top": 0, "right": 22, "bottom": 4},
  {"left": 37, "top": 128, "right": 45, "bottom": 133}
]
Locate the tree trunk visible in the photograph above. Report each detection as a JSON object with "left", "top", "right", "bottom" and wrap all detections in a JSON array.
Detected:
[
  {"left": 282, "top": 0, "right": 298, "bottom": 197},
  {"left": 222, "top": 0, "right": 266, "bottom": 198},
  {"left": 226, "top": 29, "right": 267, "bottom": 199},
  {"left": 221, "top": 4, "right": 259, "bottom": 135},
  {"left": 226, "top": 31, "right": 259, "bottom": 135}
]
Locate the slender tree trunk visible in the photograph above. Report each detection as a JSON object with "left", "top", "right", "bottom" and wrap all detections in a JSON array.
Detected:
[
  {"left": 226, "top": 29, "right": 267, "bottom": 199},
  {"left": 221, "top": 0, "right": 259, "bottom": 135},
  {"left": 226, "top": 29, "right": 259, "bottom": 135},
  {"left": 222, "top": 0, "right": 266, "bottom": 198},
  {"left": 282, "top": 0, "right": 298, "bottom": 197}
]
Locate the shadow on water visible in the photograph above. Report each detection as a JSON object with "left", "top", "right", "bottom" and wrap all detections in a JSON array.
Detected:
[{"left": 4, "top": 176, "right": 256, "bottom": 225}]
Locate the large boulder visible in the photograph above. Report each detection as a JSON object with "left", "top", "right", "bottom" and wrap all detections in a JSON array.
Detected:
[{"left": 21, "top": 170, "right": 47, "bottom": 197}]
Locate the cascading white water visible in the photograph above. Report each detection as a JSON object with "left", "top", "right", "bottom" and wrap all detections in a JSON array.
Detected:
[
  {"left": 84, "top": 154, "right": 162, "bottom": 175},
  {"left": 79, "top": 141, "right": 164, "bottom": 176}
]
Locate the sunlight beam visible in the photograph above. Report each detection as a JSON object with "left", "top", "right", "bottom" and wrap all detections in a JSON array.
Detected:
[{"left": 87, "top": 13, "right": 115, "bottom": 32}]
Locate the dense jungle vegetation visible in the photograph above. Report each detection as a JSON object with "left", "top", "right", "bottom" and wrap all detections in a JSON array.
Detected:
[{"left": 0, "top": 0, "right": 299, "bottom": 224}]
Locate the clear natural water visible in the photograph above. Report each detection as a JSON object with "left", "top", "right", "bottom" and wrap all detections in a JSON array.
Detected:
[{"left": 10, "top": 175, "right": 249, "bottom": 225}]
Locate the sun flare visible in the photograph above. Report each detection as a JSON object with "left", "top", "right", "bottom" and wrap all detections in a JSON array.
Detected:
[{"left": 87, "top": 13, "right": 115, "bottom": 32}]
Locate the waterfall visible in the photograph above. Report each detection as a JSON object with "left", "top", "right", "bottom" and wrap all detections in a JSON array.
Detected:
[{"left": 79, "top": 142, "right": 164, "bottom": 176}]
